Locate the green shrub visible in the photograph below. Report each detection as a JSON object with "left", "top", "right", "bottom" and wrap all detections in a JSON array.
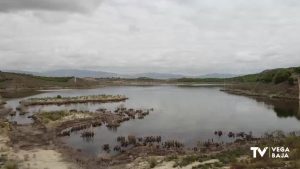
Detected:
[
  {"left": 173, "top": 155, "right": 199, "bottom": 167},
  {"left": 2, "top": 160, "right": 18, "bottom": 169},
  {"left": 39, "top": 111, "right": 69, "bottom": 121},
  {"left": 148, "top": 158, "right": 157, "bottom": 168},
  {"left": 57, "top": 95, "right": 62, "bottom": 99},
  {"left": 212, "top": 148, "right": 246, "bottom": 165},
  {"left": 294, "top": 67, "right": 300, "bottom": 73},
  {"left": 288, "top": 77, "right": 295, "bottom": 85},
  {"left": 259, "top": 71, "right": 276, "bottom": 83},
  {"left": 273, "top": 70, "right": 291, "bottom": 84},
  {"left": 165, "top": 155, "right": 178, "bottom": 161}
]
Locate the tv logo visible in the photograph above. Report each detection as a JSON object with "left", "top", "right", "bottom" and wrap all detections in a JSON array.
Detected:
[
  {"left": 250, "top": 147, "right": 290, "bottom": 158},
  {"left": 250, "top": 147, "right": 268, "bottom": 158}
]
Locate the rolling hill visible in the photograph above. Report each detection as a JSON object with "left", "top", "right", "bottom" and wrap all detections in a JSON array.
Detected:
[{"left": 0, "top": 71, "right": 100, "bottom": 90}]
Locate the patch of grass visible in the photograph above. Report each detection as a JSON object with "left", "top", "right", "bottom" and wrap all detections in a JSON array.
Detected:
[
  {"left": 197, "top": 156, "right": 210, "bottom": 163},
  {"left": 1, "top": 160, "right": 18, "bottom": 169},
  {"left": 192, "top": 162, "right": 224, "bottom": 169},
  {"left": 289, "top": 159, "right": 300, "bottom": 169},
  {"left": 38, "top": 111, "right": 70, "bottom": 122},
  {"left": 173, "top": 155, "right": 200, "bottom": 167},
  {"left": 245, "top": 159, "right": 285, "bottom": 169},
  {"left": 211, "top": 148, "right": 248, "bottom": 165},
  {"left": 148, "top": 158, "right": 157, "bottom": 168},
  {"left": 165, "top": 155, "right": 178, "bottom": 161},
  {"left": 214, "top": 162, "right": 224, "bottom": 167},
  {"left": 234, "top": 74, "right": 259, "bottom": 83},
  {"left": 277, "top": 136, "right": 300, "bottom": 160}
]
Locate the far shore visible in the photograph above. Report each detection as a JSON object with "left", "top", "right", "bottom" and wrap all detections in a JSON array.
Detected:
[
  {"left": 0, "top": 82, "right": 227, "bottom": 98},
  {"left": 0, "top": 82, "right": 299, "bottom": 101}
]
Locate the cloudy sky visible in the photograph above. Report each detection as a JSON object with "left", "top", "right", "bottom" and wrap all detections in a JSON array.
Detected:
[{"left": 0, "top": 0, "right": 300, "bottom": 75}]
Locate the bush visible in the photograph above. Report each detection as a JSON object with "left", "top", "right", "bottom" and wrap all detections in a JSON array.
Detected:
[
  {"left": 3, "top": 160, "right": 18, "bottom": 169},
  {"left": 288, "top": 77, "right": 294, "bottom": 85},
  {"left": 165, "top": 155, "right": 178, "bottom": 161},
  {"left": 39, "top": 111, "right": 69, "bottom": 121},
  {"left": 57, "top": 95, "right": 62, "bottom": 99},
  {"left": 149, "top": 158, "right": 157, "bottom": 168},
  {"left": 173, "top": 155, "right": 199, "bottom": 167},
  {"left": 273, "top": 70, "right": 291, "bottom": 84},
  {"left": 259, "top": 71, "right": 276, "bottom": 83},
  {"left": 294, "top": 67, "right": 300, "bottom": 73}
]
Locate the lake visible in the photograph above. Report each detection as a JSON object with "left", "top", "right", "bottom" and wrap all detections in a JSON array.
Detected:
[{"left": 5, "top": 86, "right": 300, "bottom": 156}]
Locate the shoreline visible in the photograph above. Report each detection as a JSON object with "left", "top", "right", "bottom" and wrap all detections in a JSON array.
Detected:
[
  {"left": 220, "top": 88, "right": 299, "bottom": 100},
  {"left": 1, "top": 82, "right": 298, "bottom": 102},
  {"left": 0, "top": 83, "right": 225, "bottom": 99}
]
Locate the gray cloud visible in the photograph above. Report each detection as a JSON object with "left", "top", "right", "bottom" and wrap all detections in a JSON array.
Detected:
[
  {"left": 0, "top": 0, "right": 300, "bottom": 75},
  {"left": 0, "top": 0, "right": 102, "bottom": 13}
]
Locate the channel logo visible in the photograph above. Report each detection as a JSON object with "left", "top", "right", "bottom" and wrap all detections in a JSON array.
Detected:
[{"left": 250, "top": 147, "right": 290, "bottom": 158}]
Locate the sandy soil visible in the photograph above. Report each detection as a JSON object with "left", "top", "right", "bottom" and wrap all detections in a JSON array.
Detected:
[
  {"left": 12, "top": 149, "right": 76, "bottom": 169},
  {"left": 0, "top": 135, "right": 77, "bottom": 169},
  {"left": 109, "top": 156, "right": 221, "bottom": 169}
]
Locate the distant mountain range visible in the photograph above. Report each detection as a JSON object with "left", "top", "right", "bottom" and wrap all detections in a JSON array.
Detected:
[
  {"left": 131, "top": 72, "right": 185, "bottom": 79},
  {"left": 4, "top": 69, "right": 238, "bottom": 79},
  {"left": 197, "top": 73, "right": 238, "bottom": 78},
  {"left": 40, "top": 69, "right": 120, "bottom": 78}
]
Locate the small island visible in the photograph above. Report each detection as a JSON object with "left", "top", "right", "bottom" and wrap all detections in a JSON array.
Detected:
[{"left": 20, "top": 94, "right": 128, "bottom": 106}]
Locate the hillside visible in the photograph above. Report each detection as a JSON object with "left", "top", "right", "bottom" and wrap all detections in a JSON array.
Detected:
[
  {"left": 175, "top": 66, "right": 300, "bottom": 99},
  {"left": 223, "top": 67, "right": 300, "bottom": 99},
  {"left": 229, "top": 67, "right": 300, "bottom": 83},
  {"left": 175, "top": 66, "right": 300, "bottom": 84},
  {"left": 0, "top": 71, "right": 100, "bottom": 91}
]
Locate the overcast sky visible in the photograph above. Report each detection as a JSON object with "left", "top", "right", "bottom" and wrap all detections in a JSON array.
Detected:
[{"left": 0, "top": 0, "right": 300, "bottom": 75}]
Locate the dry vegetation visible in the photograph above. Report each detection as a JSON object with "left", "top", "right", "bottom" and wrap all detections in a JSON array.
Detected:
[
  {"left": 118, "top": 133, "right": 300, "bottom": 169},
  {"left": 20, "top": 94, "right": 128, "bottom": 106}
]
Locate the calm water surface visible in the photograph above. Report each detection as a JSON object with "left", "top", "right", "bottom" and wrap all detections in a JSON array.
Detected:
[{"left": 5, "top": 86, "right": 300, "bottom": 156}]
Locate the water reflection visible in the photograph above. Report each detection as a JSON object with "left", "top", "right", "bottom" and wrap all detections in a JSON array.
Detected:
[
  {"left": 253, "top": 97, "right": 300, "bottom": 120},
  {"left": 0, "top": 90, "right": 42, "bottom": 99}
]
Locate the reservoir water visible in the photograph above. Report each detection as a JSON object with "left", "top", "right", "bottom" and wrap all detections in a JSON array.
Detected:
[{"left": 6, "top": 86, "right": 300, "bottom": 156}]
